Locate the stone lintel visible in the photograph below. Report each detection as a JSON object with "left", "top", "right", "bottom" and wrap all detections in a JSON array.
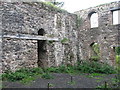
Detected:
[{"left": 0, "top": 34, "right": 59, "bottom": 41}]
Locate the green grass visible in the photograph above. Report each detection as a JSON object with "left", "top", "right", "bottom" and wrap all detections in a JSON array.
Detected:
[
  {"left": 67, "top": 81, "right": 76, "bottom": 85},
  {"left": 2, "top": 61, "right": 117, "bottom": 84},
  {"left": 41, "top": 72, "right": 54, "bottom": 79}
]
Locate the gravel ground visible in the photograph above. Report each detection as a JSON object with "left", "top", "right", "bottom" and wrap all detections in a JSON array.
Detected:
[{"left": 2, "top": 73, "right": 117, "bottom": 88}]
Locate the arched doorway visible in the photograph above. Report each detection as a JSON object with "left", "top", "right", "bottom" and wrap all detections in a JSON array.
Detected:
[{"left": 37, "top": 28, "right": 47, "bottom": 68}]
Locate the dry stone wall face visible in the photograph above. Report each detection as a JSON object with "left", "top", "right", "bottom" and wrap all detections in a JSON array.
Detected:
[
  {"left": 75, "top": 1, "right": 120, "bottom": 66},
  {"left": 1, "top": 1, "right": 120, "bottom": 72},
  {"left": 1, "top": 2, "right": 78, "bottom": 72}
]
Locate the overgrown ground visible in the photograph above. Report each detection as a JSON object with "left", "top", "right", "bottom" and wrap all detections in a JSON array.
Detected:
[{"left": 1, "top": 61, "right": 120, "bottom": 89}]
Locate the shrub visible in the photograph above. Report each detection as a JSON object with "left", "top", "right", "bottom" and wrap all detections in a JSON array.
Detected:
[
  {"left": 76, "top": 61, "right": 116, "bottom": 74},
  {"left": 2, "top": 67, "right": 44, "bottom": 82},
  {"left": 47, "top": 61, "right": 116, "bottom": 74},
  {"left": 2, "top": 72, "right": 28, "bottom": 81}
]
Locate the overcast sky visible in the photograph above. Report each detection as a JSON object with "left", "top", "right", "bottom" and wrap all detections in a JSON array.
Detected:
[{"left": 57, "top": 0, "right": 120, "bottom": 13}]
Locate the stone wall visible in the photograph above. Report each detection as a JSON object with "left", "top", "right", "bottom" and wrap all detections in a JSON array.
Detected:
[
  {"left": 1, "top": 1, "right": 120, "bottom": 72},
  {"left": 75, "top": 1, "right": 120, "bottom": 66},
  {"left": 1, "top": 2, "right": 78, "bottom": 72}
]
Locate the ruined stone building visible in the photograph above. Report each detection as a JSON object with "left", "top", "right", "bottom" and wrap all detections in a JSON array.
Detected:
[{"left": 0, "top": 1, "right": 120, "bottom": 72}]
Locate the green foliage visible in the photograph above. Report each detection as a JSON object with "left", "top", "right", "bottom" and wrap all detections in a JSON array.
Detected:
[
  {"left": 90, "top": 56, "right": 100, "bottom": 61},
  {"left": 48, "top": 41, "right": 54, "bottom": 44},
  {"left": 76, "top": 15, "right": 83, "bottom": 28},
  {"left": 116, "top": 55, "right": 120, "bottom": 64},
  {"left": 76, "top": 61, "right": 116, "bottom": 74},
  {"left": 96, "top": 77, "right": 120, "bottom": 89},
  {"left": 61, "top": 38, "right": 69, "bottom": 44},
  {"left": 48, "top": 83, "right": 54, "bottom": 87},
  {"left": 2, "top": 61, "right": 117, "bottom": 83},
  {"left": 50, "top": 0, "right": 64, "bottom": 8},
  {"left": 42, "top": 1, "right": 66, "bottom": 12},
  {"left": 115, "top": 47, "right": 120, "bottom": 55},
  {"left": 92, "top": 43, "right": 100, "bottom": 56},
  {"left": 41, "top": 72, "right": 54, "bottom": 79},
  {"left": 2, "top": 71, "right": 28, "bottom": 82},
  {"left": 67, "top": 81, "right": 76, "bottom": 85},
  {"left": 90, "top": 43, "right": 100, "bottom": 61},
  {"left": 43, "top": 2, "right": 57, "bottom": 8},
  {"left": 2, "top": 67, "right": 49, "bottom": 83},
  {"left": 47, "top": 61, "right": 116, "bottom": 74},
  {"left": 46, "top": 65, "right": 77, "bottom": 74}
]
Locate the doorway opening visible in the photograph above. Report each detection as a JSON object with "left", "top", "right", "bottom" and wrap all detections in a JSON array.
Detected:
[
  {"left": 37, "top": 28, "right": 47, "bottom": 68},
  {"left": 89, "top": 42, "right": 100, "bottom": 61}
]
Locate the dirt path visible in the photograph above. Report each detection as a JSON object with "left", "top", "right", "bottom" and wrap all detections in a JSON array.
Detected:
[{"left": 2, "top": 73, "right": 117, "bottom": 88}]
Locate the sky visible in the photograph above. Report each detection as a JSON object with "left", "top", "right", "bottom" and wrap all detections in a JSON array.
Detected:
[{"left": 57, "top": 0, "right": 120, "bottom": 13}]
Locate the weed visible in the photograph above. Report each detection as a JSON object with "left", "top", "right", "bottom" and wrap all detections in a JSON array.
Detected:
[
  {"left": 48, "top": 83, "right": 54, "bottom": 87},
  {"left": 61, "top": 38, "right": 69, "bottom": 44}
]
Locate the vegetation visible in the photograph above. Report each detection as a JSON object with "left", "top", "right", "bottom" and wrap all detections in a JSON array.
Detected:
[
  {"left": 90, "top": 56, "right": 100, "bottom": 61},
  {"left": 41, "top": 72, "right": 54, "bottom": 79},
  {"left": 50, "top": 0, "right": 64, "bottom": 8},
  {"left": 2, "top": 61, "right": 117, "bottom": 83},
  {"left": 61, "top": 38, "right": 69, "bottom": 44},
  {"left": 116, "top": 55, "right": 120, "bottom": 64},
  {"left": 90, "top": 43, "right": 100, "bottom": 61},
  {"left": 92, "top": 43, "right": 100, "bottom": 56},
  {"left": 46, "top": 60, "right": 116, "bottom": 74},
  {"left": 2, "top": 68, "right": 53, "bottom": 83},
  {"left": 96, "top": 77, "right": 120, "bottom": 89},
  {"left": 115, "top": 46, "right": 120, "bottom": 73},
  {"left": 76, "top": 15, "right": 83, "bottom": 28},
  {"left": 115, "top": 46, "right": 120, "bottom": 55}
]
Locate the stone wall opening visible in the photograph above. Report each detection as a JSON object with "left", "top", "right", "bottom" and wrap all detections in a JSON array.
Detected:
[
  {"left": 112, "top": 10, "right": 120, "bottom": 25},
  {"left": 89, "top": 42, "right": 100, "bottom": 61},
  {"left": 37, "top": 28, "right": 47, "bottom": 68},
  {"left": 89, "top": 12, "right": 98, "bottom": 28}
]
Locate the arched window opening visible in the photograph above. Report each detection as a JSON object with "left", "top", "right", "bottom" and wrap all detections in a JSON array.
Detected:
[
  {"left": 90, "top": 12, "right": 98, "bottom": 28},
  {"left": 113, "top": 10, "right": 120, "bottom": 25}
]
